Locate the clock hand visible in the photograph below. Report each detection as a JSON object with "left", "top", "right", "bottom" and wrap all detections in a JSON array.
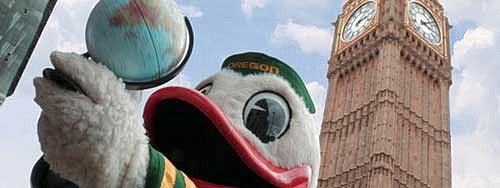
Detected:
[
  {"left": 356, "top": 16, "right": 368, "bottom": 26},
  {"left": 420, "top": 20, "right": 432, "bottom": 25},
  {"left": 420, "top": 20, "right": 435, "bottom": 31}
]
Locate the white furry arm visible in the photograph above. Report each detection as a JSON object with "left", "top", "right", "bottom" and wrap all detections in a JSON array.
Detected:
[{"left": 34, "top": 51, "right": 149, "bottom": 188}]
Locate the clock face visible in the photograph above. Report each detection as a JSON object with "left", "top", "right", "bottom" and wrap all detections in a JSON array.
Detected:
[
  {"left": 342, "top": 2, "right": 377, "bottom": 41},
  {"left": 408, "top": 2, "right": 441, "bottom": 44}
]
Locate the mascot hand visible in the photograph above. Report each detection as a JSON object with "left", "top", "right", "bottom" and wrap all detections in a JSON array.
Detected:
[{"left": 34, "top": 51, "right": 149, "bottom": 188}]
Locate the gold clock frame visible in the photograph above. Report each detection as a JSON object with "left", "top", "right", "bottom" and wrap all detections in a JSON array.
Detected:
[
  {"left": 405, "top": 0, "right": 448, "bottom": 57},
  {"left": 335, "top": 0, "right": 380, "bottom": 55}
]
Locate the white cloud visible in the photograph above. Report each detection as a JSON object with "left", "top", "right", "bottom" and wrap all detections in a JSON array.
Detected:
[
  {"left": 497, "top": 96, "right": 500, "bottom": 119},
  {"left": 452, "top": 27, "right": 495, "bottom": 69},
  {"left": 139, "top": 73, "right": 193, "bottom": 108},
  {"left": 179, "top": 5, "right": 203, "bottom": 18},
  {"left": 58, "top": 0, "right": 92, "bottom": 9},
  {"left": 440, "top": 0, "right": 500, "bottom": 187},
  {"left": 453, "top": 76, "right": 485, "bottom": 115},
  {"left": 454, "top": 176, "right": 500, "bottom": 188},
  {"left": 306, "top": 82, "right": 327, "bottom": 130},
  {"left": 452, "top": 124, "right": 500, "bottom": 188},
  {"left": 241, "top": 0, "right": 330, "bottom": 17},
  {"left": 288, "top": 0, "right": 328, "bottom": 5},
  {"left": 271, "top": 21, "right": 333, "bottom": 55},
  {"left": 0, "top": 96, "right": 43, "bottom": 188},
  {"left": 241, "top": 0, "right": 267, "bottom": 16},
  {"left": 450, "top": 26, "right": 499, "bottom": 118},
  {"left": 450, "top": 29, "right": 500, "bottom": 186},
  {"left": 163, "top": 73, "right": 194, "bottom": 88},
  {"left": 279, "top": 0, "right": 328, "bottom": 9},
  {"left": 45, "top": 18, "right": 86, "bottom": 53},
  {"left": 440, "top": 0, "right": 500, "bottom": 25}
]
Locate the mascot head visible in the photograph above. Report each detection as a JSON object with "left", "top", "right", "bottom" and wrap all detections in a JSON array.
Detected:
[{"left": 145, "top": 52, "right": 321, "bottom": 187}]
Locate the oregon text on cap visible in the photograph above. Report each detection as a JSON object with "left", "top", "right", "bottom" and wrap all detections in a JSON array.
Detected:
[{"left": 227, "top": 62, "right": 280, "bottom": 74}]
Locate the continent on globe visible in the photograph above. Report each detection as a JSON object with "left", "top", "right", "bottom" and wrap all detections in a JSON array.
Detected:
[{"left": 110, "top": 0, "right": 170, "bottom": 31}]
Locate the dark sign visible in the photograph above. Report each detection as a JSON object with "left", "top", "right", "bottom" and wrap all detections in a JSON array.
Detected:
[{"left": 0, "top": 0, "right": 57, "bottom": 104}]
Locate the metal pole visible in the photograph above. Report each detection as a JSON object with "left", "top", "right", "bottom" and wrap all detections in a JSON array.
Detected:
[{"left": 0, "top": 93, "right": 5, "bottom": 106}]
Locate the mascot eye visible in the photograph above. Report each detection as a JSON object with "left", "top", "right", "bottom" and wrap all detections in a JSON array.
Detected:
[
  {"left": 243, "top": 92, "right": 291, "bottom": 143},
  {"left": 198, "top": 83, "right": 213, "bottom": 95}
]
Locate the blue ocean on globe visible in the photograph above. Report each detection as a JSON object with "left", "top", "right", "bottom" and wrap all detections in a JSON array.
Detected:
[{"left": 86, "top": 0, "right": 188, "bottom": 83}]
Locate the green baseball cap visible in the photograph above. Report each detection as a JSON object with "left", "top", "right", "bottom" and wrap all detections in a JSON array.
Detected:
[{"left": 222, "top": 52, "right": 316, "bottom": 114}]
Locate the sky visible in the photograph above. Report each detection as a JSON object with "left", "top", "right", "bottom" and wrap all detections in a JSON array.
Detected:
[{"left": 0, "top": 0, "right": 499, "bottom": 187}]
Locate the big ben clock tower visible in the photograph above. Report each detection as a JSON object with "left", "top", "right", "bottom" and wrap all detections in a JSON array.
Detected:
[{"left": 319, "top": 0, "right": 452, "bottom": 187}]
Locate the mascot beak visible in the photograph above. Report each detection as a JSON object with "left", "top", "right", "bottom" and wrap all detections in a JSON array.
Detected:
[{"left": 143, "top": 87, "right": 310, "bottom": 188}]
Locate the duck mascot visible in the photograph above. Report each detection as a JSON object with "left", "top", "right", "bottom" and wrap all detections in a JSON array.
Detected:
[
  {"left": 31, "top": 51, "right": 321, "bottom": 188},
  {"left": 29, "top": 0, "right": 321, "bottom": 188}
]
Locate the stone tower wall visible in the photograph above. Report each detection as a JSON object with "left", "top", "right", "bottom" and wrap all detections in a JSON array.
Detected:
[{"left": 318, "top": 0, "right": 452, "bottom": 187}]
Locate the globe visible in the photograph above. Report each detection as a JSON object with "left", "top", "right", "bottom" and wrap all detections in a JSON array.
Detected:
[{"left": 85, "top": 0, "right": 192, "bottom": 89}]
